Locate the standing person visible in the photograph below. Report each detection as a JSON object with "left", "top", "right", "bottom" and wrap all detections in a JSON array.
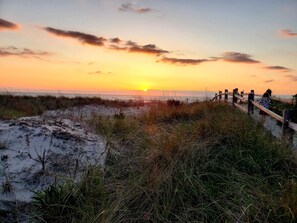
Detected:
[
  {"left": 233, "top": 88, "right": 239, "bottom": 104},
  {"left": 259, "top": 89, "right": 272, "bottom": 123}
]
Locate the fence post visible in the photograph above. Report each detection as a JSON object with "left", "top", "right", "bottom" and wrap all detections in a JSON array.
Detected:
[
  {"left": 225, "top": 89, "right": 228, "bottom": 101},
  {"left": 293, "top": 94, "right": 297, "bottom": 110},
  {"left": 248, "top": 90, "right": 254, "bottom": 115},
  {"left": 282, "top": 109, "right": 295, "bottom": 147},
  {"left": 232, "top": 88, "right": 238, "bottom": 106},
  {"left": 219, "top": 91, "right": 222, "bottom": 100}
]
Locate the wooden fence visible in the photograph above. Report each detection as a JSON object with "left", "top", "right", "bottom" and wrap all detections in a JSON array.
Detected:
[{"left": 212, "top": 89, "right": 297, "bottom": 143}]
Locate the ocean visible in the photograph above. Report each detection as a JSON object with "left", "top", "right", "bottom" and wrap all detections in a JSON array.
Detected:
[
  {"left": 0, "top": 90, "right": 293, "bottom": 103},
  {"left": 0, "top": 90, "right": 217, "bottom": 103}
]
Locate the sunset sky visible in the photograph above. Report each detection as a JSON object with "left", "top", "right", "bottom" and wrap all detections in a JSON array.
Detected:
[{"left": 1, "top": 0, "right": 297, "bottom": 95}]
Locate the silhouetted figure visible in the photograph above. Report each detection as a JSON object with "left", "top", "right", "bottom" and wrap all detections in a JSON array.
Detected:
[
  {"left": 234, "top": 88, "right": 239, "bottom": 103},
  {"left": 259, "top": 89, "right": 272, "bottom": 123}
]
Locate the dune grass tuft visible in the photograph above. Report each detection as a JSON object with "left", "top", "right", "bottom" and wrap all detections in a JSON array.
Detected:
[{"left": 30, "top": 101, "right": 297, "bottom": 222}]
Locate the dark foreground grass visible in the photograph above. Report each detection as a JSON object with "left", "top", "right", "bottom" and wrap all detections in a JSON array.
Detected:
[{"left": 14, "top": 102, "right": 297, "bottom": 222}]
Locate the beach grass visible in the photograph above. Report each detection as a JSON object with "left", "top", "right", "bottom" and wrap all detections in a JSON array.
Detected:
[
  {"left": 0, "top": 94, "right": 144, "bottom": 119},
  {"left": 98, "top": 102, "right": 297, "bottom": 223},
  {"left": 1, "top": 98, "right": 297, "bottom": 222}
]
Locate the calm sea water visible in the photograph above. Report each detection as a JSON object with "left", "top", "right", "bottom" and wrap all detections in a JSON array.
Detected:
[{"left": 0, "top": 90, "right": 217, "bottom": 103}]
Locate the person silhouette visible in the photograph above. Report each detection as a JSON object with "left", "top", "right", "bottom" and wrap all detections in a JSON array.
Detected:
[{"left": 258, "top": 89, "right": 272, "bottom": 123}]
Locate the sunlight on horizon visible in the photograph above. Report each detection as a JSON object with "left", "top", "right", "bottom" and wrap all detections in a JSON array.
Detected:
[{"left": 0, "top": 1, "right": 296, "bottom": 95}]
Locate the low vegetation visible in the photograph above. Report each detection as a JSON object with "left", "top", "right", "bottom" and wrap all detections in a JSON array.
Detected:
[
  {"left": 271, "top": 94, "right": 297, "bottom": 122},
  {"left": 0, "top": 94, "right": 144, "bottom": 119},
  {"left": 32, "top": 167, "right": 106, "bottom": 222},
  {"left": 0, "top": 142, "right": 7, "bottom": 150},
  {"left": 1, "top": 176, "right": 13, "bottom": 194},
  {"left": 27, "top": 101, "right": 297, "bottom": 223}
]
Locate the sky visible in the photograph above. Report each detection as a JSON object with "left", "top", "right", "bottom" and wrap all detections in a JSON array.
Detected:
[{"left": 0, "top": 0, "right": 297, "bottom": 95}]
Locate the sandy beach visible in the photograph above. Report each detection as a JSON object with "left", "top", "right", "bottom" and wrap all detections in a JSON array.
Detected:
[{"left": 0, "top": 104, "right": 146, "bottom": 212}]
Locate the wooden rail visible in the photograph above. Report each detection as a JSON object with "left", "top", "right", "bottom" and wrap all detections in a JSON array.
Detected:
[
  {"left": 212, "top": 89, "right": 297, "bottom": 140},
  {"left": 251, "top": 101, "right": 283, "bottom": 123},
  {"left": 211, "top": 90, "right": 232, "bottom": 101},
  {"left": 288, "top": 122, "right": 297, "bottom": 131},
  {"left": 271, "top": 97, "right": 294, "bottom": 105},
  {"left": 233, "top": 94, "right": 247, "bottom": 102},
  {"left": 234, "top": 103, "right": 248, "bottom": 113}
]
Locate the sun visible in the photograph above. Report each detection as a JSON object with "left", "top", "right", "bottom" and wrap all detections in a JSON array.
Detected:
[{"left": 140, "top": 82, "right": 150, "bottom": 92}]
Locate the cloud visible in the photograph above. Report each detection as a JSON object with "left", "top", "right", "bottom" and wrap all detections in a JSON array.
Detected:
[
  {"left": 158, "top": 51, "right": 261, "bottom": 66},
  {"left": 159, "top": 56, "right": 209, "bottom": 65},
  {"left": 119, "top": 3, "right": 152, "bottom": 13},
  {"left": 158, "top": 52, "right": 260, "bottom": 66},
  {"left": 220, "top": 52, "right": 260, "bottom": 64},
  {"left": 109, "top": 45, "right": 128, "bottom": 51},
  {"left": 88, "top": 70, "right": 101, "bottom": 74},
  {"left": 279, "top": 29, "right": 297, "bottom": 38},
  {"left": 129, "top": 44, "right": 169, "bottom": 55},
  {"left": 43, "top": 26, "right": 168, "bottom": 56},
  {"left": 43, "top": 27, "right": 106, "bottom": 46},
  {"left": 0, "top": 18, "right": 19, "bottom": 31},
  {"left": 109, "top": 41, "right": 168, "bottom": 55},
  {"left": 110, "top": 37, "right": 121, "bottom": 43},
  {"left": 285, "top": 75, "right": 297, "bottom": 82},
  {"left": 88, "top": 70, "right": 113, "bottom": 75},
  {"left": 264, "top": 79, "right": 274, "bottom": 83},
  {"left": 264, "top": 66, "right": 292, "bottom": 72},
  {"left": 42, "top": 26, "right": 290, "bottom": 71},
  {"left": 0, "top": 46, "right": 52, "bottom": 58},
  {"left": 126, "top": 40, "right": 137, "bottom": 46}
]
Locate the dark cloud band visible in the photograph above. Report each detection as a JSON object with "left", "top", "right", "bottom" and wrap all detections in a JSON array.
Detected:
[
  {"left": 160, "top": 57, "right": 209, "bottom": 65},
  {"left": 0, "top": 46, "right": 52, "bottom": 58},
  {"left": 129, "top": 44, "right": 169, "bottom": 55},
  {"left": 158, "top": 52, "right": 259, "bottom": 66},
  {"left": 43, "top": 26, "right": 168, "bottom": 56},
  {"left": 41, "top": 26, "right": 291, "bottom": 71},
  {"left": 0, "top": 18, "right": 19, "bottom": 31},
  {"left": 265, "top": 66, "right": 292, "bottom": 72},
  {"left": 43, "top": 27, "right": 106, "bottom": 46},
  {"left": 221, "top": 52, "right": 260, "bottom": 64}
]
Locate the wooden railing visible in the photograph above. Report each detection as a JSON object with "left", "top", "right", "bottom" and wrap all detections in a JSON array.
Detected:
[{"left": 212, "top": 89, "right": 297, "bottom": 136}]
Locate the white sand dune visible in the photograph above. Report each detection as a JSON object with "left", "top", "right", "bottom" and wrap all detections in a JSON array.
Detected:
[{"left": 0, "top": 104, "right": 146, "bottom": 211}]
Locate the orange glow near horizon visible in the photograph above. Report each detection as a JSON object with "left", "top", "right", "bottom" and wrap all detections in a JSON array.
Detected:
[
  {"left": 1, "top": 2, "right": 297, "bottom": 96},
  {"left": 1, "top": 31, "right": 297, "bottom": 95},
  {"left": 1, "top": 53, "right": 297, "bottom": 95}
]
